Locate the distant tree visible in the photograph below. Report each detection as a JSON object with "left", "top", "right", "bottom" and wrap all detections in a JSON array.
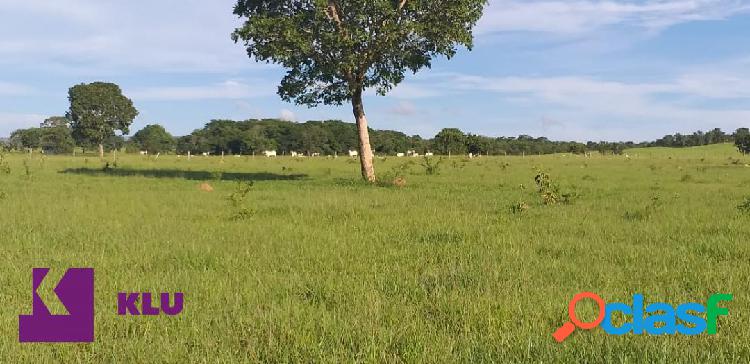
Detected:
[
  {"left": 39, "top": 126, "right": 75, "bottom": 154},
  {"left": 202, "top": 120, "right": 243, "bottom": 154},
  {"left": 568, "top": 143, "right": 587, "bottom": 155},
  {"left": 242, "top": 128, "right": 276, "bottom": 154},
  {"left": 68, "top": 82, "right": 138, "bottom": 159},
  {"left": 466, "top": 134, "right": 490, "bottom": 155},
  {"left": 434, "top": 128, "right": 467, "bottom": 156},
  {"left": 176, "top": 134, "right": 210, "bottom": 155},
  {"left": 131, "top": 124, "right": 175, "bottom": 154},
  {"left": 9, "top": 128, "right": 43, "bottom": 150},
  {"left": 232, "top": 0, "right": 487, "bottom": 182},
  {"left": 40, "top": 116, "right": 71, "bottom": 128},
  {"left": 736, "top": 128, "right": 750, "bottom": 154}
]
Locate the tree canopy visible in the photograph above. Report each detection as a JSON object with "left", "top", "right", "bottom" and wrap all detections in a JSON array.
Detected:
[
  {"left": 736, "top": 128, "right": 750, "bottom": 154},
  {"left": 131, "top": 124, "right": 175, "bottom": 154},
  {"left": 232, "top": 0, "right": 486, "bottom": 106},
  {"left": 232, "top": 0, "right": 488, "bottom": 181},
  {"left": 68, "top": 82, "right": 138, "bottom": 158}
]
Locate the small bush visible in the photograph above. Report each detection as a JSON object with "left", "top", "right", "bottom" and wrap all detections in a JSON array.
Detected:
[
  {"left": 22, "top": 160, "right": 32, "bottom": 180},
  {"left": 623, "top": 195, "right": 663, "bottom": 221},
  {"left": 420, "top": 156, "right": 443, "bottom": 175},
  {"left": 738, "top": 197, "right": 750, "bottom": 214},
  {"left": 534, "top": 170, "right": 576, "bottom": 205},
  {"left": 0, "top": 153, "right": 10, "bottom": 175},
  {"left": 376, "top": 162, "right": 413, "bottom": 187},
  {"left": 510, "top": 201, "right": 530, "bottom": 215},
  {"left": 226, "top": 181, "right": 255, "bottom": 220}
]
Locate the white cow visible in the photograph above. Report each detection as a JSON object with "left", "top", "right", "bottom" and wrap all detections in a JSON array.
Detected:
[
  {"left": 425, "top": 152, "right": 434, "bottom": 157},
  {"left": 349, "top": 150, "right": 359, "bottom": 157},
  {"left": 263, "top": 150, "right": 277, "bottom": 157},
  {"left": 311, "top": 153, "right": 321, "bottom": 157},
  {"left": 139, "top": 151, "right": 148, "bottom": 155},
  {"left": 290, "top": 151, "right": 299, "bottom": 157},
  {"left": 396, "top": 153, "right": 405, "bottom": 157}
]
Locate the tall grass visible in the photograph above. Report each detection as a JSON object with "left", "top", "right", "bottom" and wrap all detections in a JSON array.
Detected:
[{"left": 0, "top": 144, "right": 748, "bottom": 362}]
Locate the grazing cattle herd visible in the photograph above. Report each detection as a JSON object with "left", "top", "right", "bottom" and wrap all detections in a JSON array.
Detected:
[{"left": 167, "top": 150, "right": 457, "bottom": 158}]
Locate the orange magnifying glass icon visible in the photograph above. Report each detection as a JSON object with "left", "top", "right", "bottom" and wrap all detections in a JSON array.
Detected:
[{"left": 552, "top": 292, "right": 606, "bottom": 343}]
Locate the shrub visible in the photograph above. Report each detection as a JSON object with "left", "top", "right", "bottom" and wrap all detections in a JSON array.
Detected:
[
  {"left": 22, "top": 160, "right": 32, "bottom": 180},
  {"left": 420, "top": 156, "right": 443, "bottom": 175},
  {"left": 738, "top": 197, "right": 750, "bottom": 214},
  {"left": 0, "top": 153, "right": 10, "bottom": 175},
  {"left": 623, "top": 195, "right": 663, "bottom": 221},
  {"left": 535, "top": 170, "right": 569, "bottom": 205},
  {"left": 510, "top": 201, "right": 530, "bottom": 215},
  {"left": 227, "top": 181, "right": 255, "bottom": 220},
  {"left": 376, "top": 161, "right": 413, "bottom": 187}
]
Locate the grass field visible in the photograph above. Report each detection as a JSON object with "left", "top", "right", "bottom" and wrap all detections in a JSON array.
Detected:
[{"left": 1, "top": 144, "right": 749, "bottom": 363}]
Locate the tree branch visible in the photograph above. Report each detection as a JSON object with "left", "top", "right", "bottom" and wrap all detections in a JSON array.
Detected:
[
  {"left": 398, "top": 0, "right": 407, "bottom": 10},
  {"left": 326, "top": 0, "right": 343, "bottom": 28}
]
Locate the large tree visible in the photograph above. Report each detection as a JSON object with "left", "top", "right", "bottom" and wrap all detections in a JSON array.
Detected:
[
  {"left": 40, "top": 116, "right": 71, "bottom": 129},
  {"left": 132, "top": 124, "right": 176, "bottom": 154},
  {"left": 736, "top": 128, "right": 750, "bottom": 155},
  {"left": 68, "top": 82, "right": 138, "bottom": 159},
  {"left": 9, "top": 128, "right": 43, "bottom": 150},
  {"left": 434, "top": 128, "right": 467, "bottom": 156},
  {"left": 232, "top": 0, "right": 487, "bottom": 181}
]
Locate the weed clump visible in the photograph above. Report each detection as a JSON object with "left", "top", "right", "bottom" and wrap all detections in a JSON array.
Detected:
[
  {"left": 376, "top": 162, "right": 413, "bottom": 188},
  {"left": 227, "top": 181, "right": 255, "bottom": 220},
  {"left": 510, "top": 201, "right": 530, "bottom": 215},
  {"left": 0, "top": 153, "right": 10, "bottom": 175},
  {"left": 420, "top": 156, "right": 443, "bottom": 175},
  {"left": 623, "top": 195, "right": 663, "bottom": 221},
  {"left": 534, "top": 170, "right": 577, "bottom": 205},
  {"left": 22, "top": 160, "right": 32, "bottom": 180},
  {"left": 738, "top": 197, "right": 750, "bottom": 214}
]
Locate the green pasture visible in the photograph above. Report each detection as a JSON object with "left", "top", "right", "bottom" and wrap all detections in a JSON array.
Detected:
[{"left": 0, "top": 144, "right": 749, "bottom": 362}]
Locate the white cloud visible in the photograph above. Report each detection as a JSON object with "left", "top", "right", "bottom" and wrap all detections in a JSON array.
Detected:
[
  {"left": 387, "top": 101, "right": 419, "bottom": 116},
  {"left": 387, "top": 83, "right": 444, "bottom": 99},
  {"left": 280, "top": 109, "right": 296, "bottom": 122},
  {"left": 0, "top": 82, "right": 33, "bottom": 96},
  {"left": 0, "top": 0, "right": 257, "bottom": 73},
  {"left": 128, "top": 80, "right": 273, "bottom": 101},
  {"left": 478, "top": 0, "right": 750, "bottom": 35},
  {"left": 386, "top": 59, "right": 750, "bottom": 140},
  {"left": 0, "top": 112, "right": 46, "bottom": 136}
]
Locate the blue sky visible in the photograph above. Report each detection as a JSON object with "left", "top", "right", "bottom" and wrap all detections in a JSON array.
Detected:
[{"left": 1, "top": 0, "right": 749, "bottom": 141}]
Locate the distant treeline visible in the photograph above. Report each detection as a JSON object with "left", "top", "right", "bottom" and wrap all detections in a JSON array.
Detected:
[{"left": 4, "top": 117, "right": 750, "bottom": 156}]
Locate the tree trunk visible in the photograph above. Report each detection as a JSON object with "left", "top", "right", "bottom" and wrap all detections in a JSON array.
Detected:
[
  {"left": 352, "top": 90, "right": 376, "bottom": 182},
  {"left": 98, "top": 143, "right": 104, "bottom": 160}
]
